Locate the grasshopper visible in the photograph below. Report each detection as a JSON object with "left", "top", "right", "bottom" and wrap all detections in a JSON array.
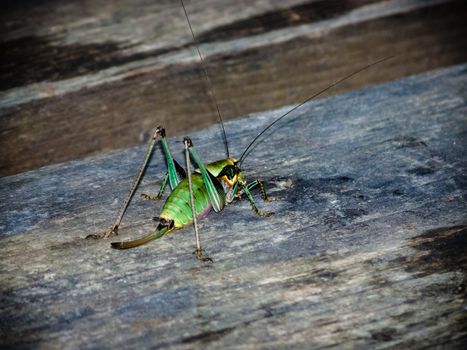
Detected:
[{"left": 87, "top": 0, "right": 391, "bottom": 262}]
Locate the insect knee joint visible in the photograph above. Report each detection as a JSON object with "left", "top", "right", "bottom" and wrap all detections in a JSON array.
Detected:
[
  {"left": 183, "top": 137, "right": 193, "bottom": 147},
  {"left": 155, "top": 126, "right": 166, "bottom": 138}
]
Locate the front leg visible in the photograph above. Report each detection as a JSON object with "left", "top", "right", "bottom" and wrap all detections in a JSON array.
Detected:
[
  {"left": 245, "top": 179, "right": 283, "bottom": 202},
  {"left": 240, "top": 182, "right": 273, "bottom": 217}
]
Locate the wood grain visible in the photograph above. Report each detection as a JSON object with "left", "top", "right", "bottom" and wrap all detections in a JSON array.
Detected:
[
  {"left": 1, "top": 0, "right": 466, "bottom": 176},
  {"left": 1, "top": 64, "right": 466, "bottom": 349}
]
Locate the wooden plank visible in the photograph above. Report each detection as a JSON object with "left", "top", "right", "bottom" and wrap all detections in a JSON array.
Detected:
[
  {"left": 1, "top": 64, "right": 466, "bottom": 349},
  {"left": 1, "top": 0, "right": 467, "bottom": 176}
]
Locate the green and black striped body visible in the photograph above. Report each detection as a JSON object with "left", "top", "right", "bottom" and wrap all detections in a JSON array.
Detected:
[
  {"left": 111, "top": 158, "right": 239, "bottom": 249},
  {"left": 161, "top": 173, "right": 213, "bottom": 228},
  {"left": 163, "top": 157, "right": 238, "bottom": 228}
]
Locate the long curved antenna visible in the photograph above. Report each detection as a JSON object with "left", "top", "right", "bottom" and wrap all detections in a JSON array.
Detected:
[
  {"left": 180, "top": 0, "right": 230, "bottom": 158},
  {"left": 238, "top": 56, "right": 393, "bottom": 165}
]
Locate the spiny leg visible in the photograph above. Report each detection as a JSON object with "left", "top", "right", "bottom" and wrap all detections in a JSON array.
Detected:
[
  {"left": 87, "top": 126, "right": 165, "bottom": 240},
  {"left": 246, "top": 179, "right": 282, "bottom": 202},
  {"left": 240, "top": 183, "right": 274, "bottom": 217},
  {"left": 184, "top": 137, "right": 212, "bottom": 262}
]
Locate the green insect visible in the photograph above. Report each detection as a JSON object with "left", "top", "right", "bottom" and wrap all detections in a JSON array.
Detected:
[
  {"left": 87, "top": 125, "right": 276, "bottom": 261},
  {"left": 86, "top": 0, "right": 391, "bottom": 262}
]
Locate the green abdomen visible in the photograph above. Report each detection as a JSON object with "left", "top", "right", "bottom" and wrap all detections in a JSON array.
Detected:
[{"left": 160, "top": 174, "right": 212, "bottom": 228}]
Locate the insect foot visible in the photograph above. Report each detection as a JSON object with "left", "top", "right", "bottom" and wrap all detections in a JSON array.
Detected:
[
  {"left": 141, "top": 193, "right": 162, "bottom": 201},
  {"left": 86, "top": 225, "right": 118, "bottom": 240},
  {"left": 271, "top": 196, "right": 283, "bottom": 202},
  {"left": 259, "top": 210, "right": 275, "bottom": 217},
  {"left": 194, "top": 248, "right": 213, "bottom": 263},
  {"left": 257, "top": 179, "right": 284, "bottom": 202},
  {"left": 263, "top": 195, "right": 284, "bottom": 202}
]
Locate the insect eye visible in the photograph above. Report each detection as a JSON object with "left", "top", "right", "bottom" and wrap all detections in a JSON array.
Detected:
[
  {"left": 226, "top": 166, "right": 234, "bottom": 179},
  {"left": 220, "top": 165, "right": 237, "bottom": 179}
]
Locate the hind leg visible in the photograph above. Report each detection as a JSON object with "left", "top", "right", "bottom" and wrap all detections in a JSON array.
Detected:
[{"left": 88, "top": 126, "right": 185, "bottom": 240}]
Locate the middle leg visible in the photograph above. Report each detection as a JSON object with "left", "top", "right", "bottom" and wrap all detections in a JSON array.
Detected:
[
  {"left": 240, "top": 183, "right": 274, "bottom": 217},
  {"left": 184, "top": 137, "right": 213, "bottom": 262}
]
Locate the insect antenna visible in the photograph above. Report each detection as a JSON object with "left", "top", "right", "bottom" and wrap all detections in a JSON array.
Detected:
[
  {"left": 238, "top": 56, "right": 393, "bottom": 166},
  {"left": 180, "top": 0, "right": 230, "bottom": 158}
]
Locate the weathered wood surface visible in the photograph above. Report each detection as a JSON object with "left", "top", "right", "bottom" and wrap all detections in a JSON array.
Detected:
[
  {"left": 1, "top": 0, "right": 467, "bottom": 176},
  {"left": 1, "top": 65, "right": 467, "bottom": 349}
]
